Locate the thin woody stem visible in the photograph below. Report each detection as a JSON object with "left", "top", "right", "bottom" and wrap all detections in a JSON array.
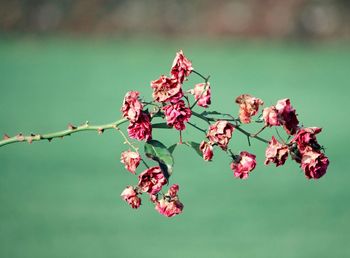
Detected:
[
  {"left": 187, "top": 121, "right": 207, "bottom": 134},
  {"left": 192, "top": 70, "right": 208, "bottom": 81},
  {"left": 115, "top": 126, "right": 138, "bottom": 151},
  {"left": 275, "top": 128, "right": 286, "bottom": 145},
  {"left": 0, "top": 118, "right": 128, "bottom": 147},
  {"left": 251, "top": 125, "right": 267, "bottom": 137},
  {"left": 115, "top": 126, "right": 150, "bottom": 168},
  {"left": 192, "top": 111, "right": 269, "bottom": 144}
]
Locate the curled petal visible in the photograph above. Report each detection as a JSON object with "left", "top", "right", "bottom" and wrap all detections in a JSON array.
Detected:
[
  {"left": 121, "top": 91, "right": 143, "bottom": 122},
  {"left": 171, "top": 50, "right": 193, "bottom": 83},
  {"left": 199, "top": 141, "right": 214, "bottom": 161},
  {"left": 235, "top": 94, "right": 264, "bottom": 124}
]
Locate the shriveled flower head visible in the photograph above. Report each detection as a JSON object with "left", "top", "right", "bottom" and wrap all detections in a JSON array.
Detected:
[
  {"left": 120, "top": 150, "right": 141, "bottom": 174},
  {"left": 230, "top": 151, "right": 257, "bottom": 179},
  {"left": 120, "top": 186, "right": 141, "bottom": 209},
  {"left": 138, "top": 166, "right": 167, "bottom": 195},
  {"left": 291, "top": 127, "right": 322, "bottom": 154},
  {"left": 162, "top": 100, "right": 192, "bottom": 131},
  {"left": 263, "top": 106, "right": 280, "bottom": 127},
  {"left": 189, "top": 82, "right": 211, "bottom": 108},
  {"left": 275, "top": 98, "right": 299, "bottom": 135},
  {"left": 171, "top": 50, "right": 193, "bottom": 83},
  {"left": 127, "top": 112, "right": 152, "bottom": 141},
  {"left": 199, "top": 141, "right": 214, "bottom": 161},
  {"left": 301, "top": 148, "right": 329, "bottom": 179},
  {"left": 264, "top": 136, "right": 289, "bottom": 167},
  {"left": 151, "top": 75, "right": 183, "bottom": 103},
  {"left": 235, "top": 94, "right": 264, "bottom": 124},
  {"left": 263, "top": 98, "right": 299, "bottom": 135},
  {"left": 121, "top": 91, "right": 143, "bottom": 122},
  {"left": 207, "top": 120, "right": 234, "bottom": 150},
  {"left": 155, "top": 184, "right": 184, "bottom": 217}
]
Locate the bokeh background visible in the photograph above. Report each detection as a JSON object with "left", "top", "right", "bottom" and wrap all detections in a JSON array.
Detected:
[{"left": 0, "top": 1, "right": 349, "bottom": 258}]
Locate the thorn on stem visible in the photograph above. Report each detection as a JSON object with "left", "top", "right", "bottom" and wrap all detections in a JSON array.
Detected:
[
  {"left": 48, "top": 138, "right": 53, "bottom": 142},
  {"left": 3, "top": 134, "right": 10, "bottom": 140},
  {"left": 68, "top": 123, "right": 77, "bottom": 130},
  {"left": 98, "top": 128, "right": 104, "bottom": 135},
  {"left": 16, "top": 133, "right": 25, "bottom": 141}
]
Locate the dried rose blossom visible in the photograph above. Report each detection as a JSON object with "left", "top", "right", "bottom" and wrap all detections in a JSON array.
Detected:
[
  {"left": 120, "top": 150, "right": 141, "bottom": 174},
  {"left": 235, "top": 94, "right": 264, "bottom": 124},
  {"left": 230, "top": 151, "right": 257, "bottom": 179}
]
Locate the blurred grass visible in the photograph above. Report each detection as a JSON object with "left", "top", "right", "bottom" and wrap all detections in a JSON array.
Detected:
[{"left": 0, "top": 38, "right": 349, "bottom": 258}]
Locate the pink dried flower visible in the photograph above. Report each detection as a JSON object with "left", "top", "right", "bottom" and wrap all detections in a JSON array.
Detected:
[
  {"left": 235, "top": 94, "right": 264, "bottom": 124},
  {"left": 121, "top": 91, "right": 143, "bottom": 122},
  {"left": 301, "top": 148, "right": 329, "bottom": 179},
  {"left": 127, "top": 112, "right": 152, "bottom": 141},
  {"left": 120, "top": 186, "right": 141, "bottom": 209},
  {"left": 264, "top": 136, "right": 289, "bottom": 167},
  {"left": 189, "top": 82, "right": 211, "bottom": 108},
  {"left": 291, "top": 127, "right": 322, "bottom": 154},
  {"left": 151, "top": 75, "right": 183, "bottom": 103},
  {"left": 207, "top": 120, "right": 234, "bottom": 150},
  {"left": 263, "top": 99, "right": 299, "bottom": 135},
  {"left": 230, "top": 151, "right": 257, "bottom": 179},
  {"left": 120, "top": 150, "right": 141, "bottom": 174},
  {"left": 155, "top": 199, "right": 184, "bottom": 218},
  {"left": 155, "top": 184, "right": 184, "bottom": 217},
  {"left": 162, "top": 100, "right": 192, "bottom": 131},
  {"left": 199, "top": 141, "right": 214, "bottom": 161},
  {"left": 263, "top": 106, "right": 280, "bottom": 126},
  {"left": 276, "top": 99, "right": 299, "bottom": 135},
  {"left": 138, "top": 166, "right": 167, "bottom": 195},
  {"left": 170, "top": 50, "right": 193, "bottom": 83}
]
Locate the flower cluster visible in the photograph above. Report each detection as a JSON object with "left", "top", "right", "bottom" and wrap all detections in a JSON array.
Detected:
[
  {"left": 118, "top": 50, "right": 329, "bottom": 218},
  {"left": 290, "top": 127, "right": 329, "bottom": 179},
  {"left": 119, "top": 51, "right": 195, "bottom": 217}
]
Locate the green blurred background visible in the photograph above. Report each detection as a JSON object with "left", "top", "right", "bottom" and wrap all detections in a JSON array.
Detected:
[{"left": 1, "top": 1, "right": 350, "bottom": 258}]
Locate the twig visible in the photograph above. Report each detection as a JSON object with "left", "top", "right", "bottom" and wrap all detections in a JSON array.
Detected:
[
  {"left": 187, "top": 121, "right": 207, "bottom": 134},
  {"left": 0, "top": 118, "right": 128, "bottom": 147},
  {"left": 192, "top": 111, "right": 269, "bottom": 144}
]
